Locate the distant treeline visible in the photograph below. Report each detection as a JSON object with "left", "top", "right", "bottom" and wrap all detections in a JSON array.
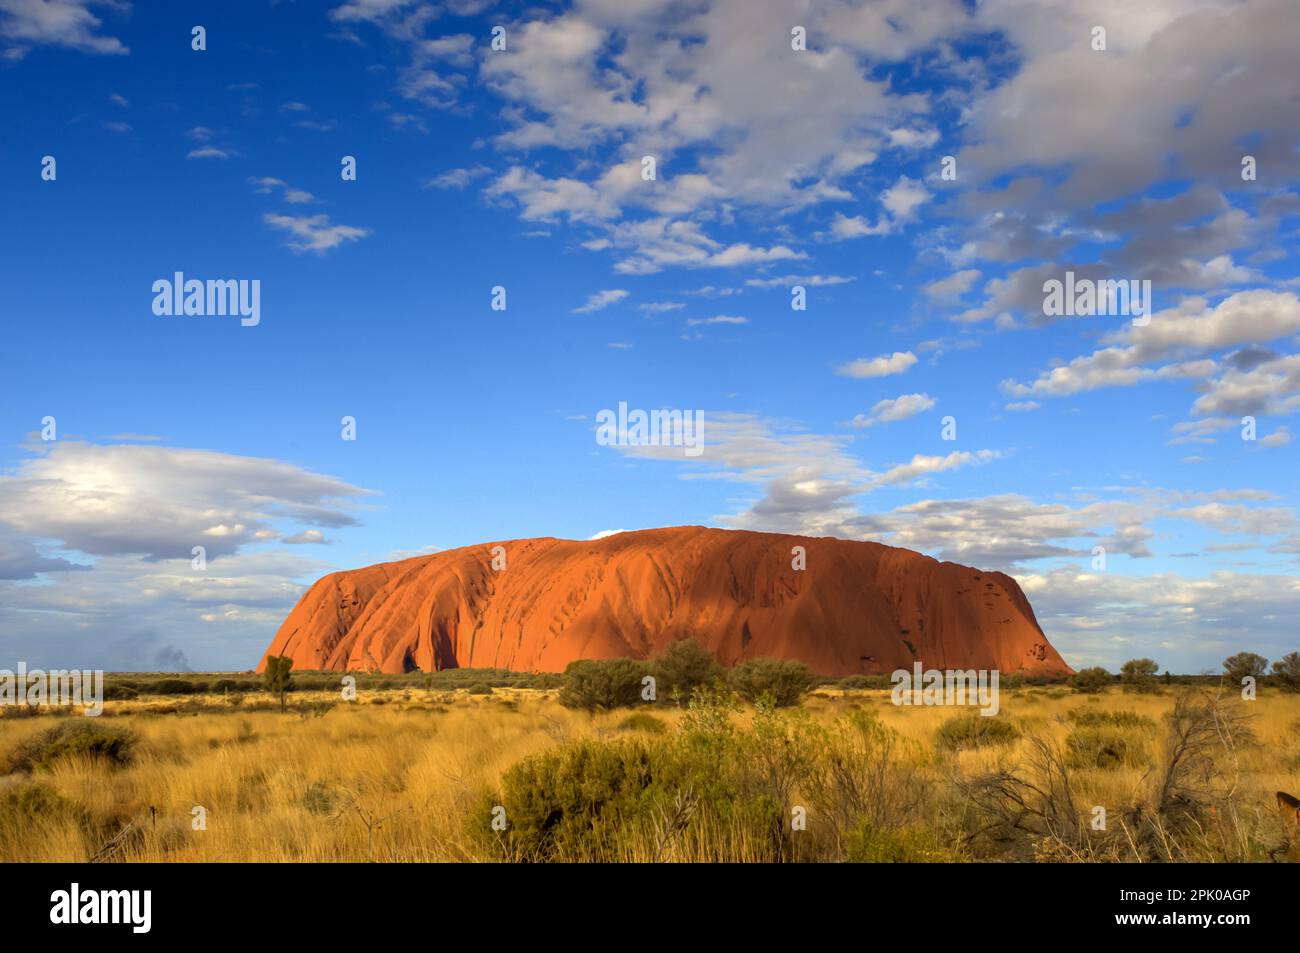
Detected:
[
  {"left": 101, "top": 668, "right": 564, "bottom": 699},
  {"left": 96, "top": 664, "right": 1287, "bottom": 700}
]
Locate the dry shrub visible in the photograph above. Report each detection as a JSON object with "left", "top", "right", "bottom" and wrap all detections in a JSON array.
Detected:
[{"left": 4, "top": 721, "right": 137, "bottom": 774}]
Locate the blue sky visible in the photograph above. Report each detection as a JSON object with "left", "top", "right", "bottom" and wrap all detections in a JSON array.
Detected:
[{"left": 2, "top": 0, "right": 1299, "bottom": 673}]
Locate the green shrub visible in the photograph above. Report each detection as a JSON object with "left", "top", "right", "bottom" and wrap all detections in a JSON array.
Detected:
[
  {"left": 651, "top": 639, "right": 721, "bottom": 700},
  {"left": 148, "top": 679, "right": 197, "bottom": 695},
  {"left": 557, "top": 658, "right": 648, "bottom": 711},
  {"left": 1271, "top": 652, "right": 1300, "bottom": 692},
  {"left": 296, "top": 700, "right": 335, "bottom": 719},
  {"left": 469, "top": 720, "right": 789, "bottom": 863},
  {"left": 302, "top": 780, "right": 341, "bottom": 816},
  {"left": 470, "top": 692, "right": 961, "bottom": 862},
  {"left": 470, "top": 737, "right": 664, "bottom": 861},
  {"left": 1065, "top": 726, "right": 1147, "bottom": 770},
  {"left": 101, "top": 684, "right": 139, "bottom": 701},
  {"left": 0, "top": 706, "right": 42, "bottom": 720},
  {"left": 844, "top": 822, "right": 957, "bottom": 862},
  {"left": 1222, "top": 652, "right": 1268, "bottom": 682},
  {"left": 0, "top": 781, "right": 84, "bottom": 830},
  {"left": 802, "top": 709, "right": 927, "bottom": 844},
  {"left": 1067, "top": 708, "right": 1153, "bottom": 729},
  {"left": 935, "top": 713, "right": 1019, "bottom": 751},
  {"left": 834, "top": 675, "right": 875, "bottom": 690},
  {"left": 1070, "top": 667, "right": 1112, "bottom": 694},
  {"left": 4, "top": 721, "right": 137, "bottom": 773},
  {"left": 728, "top": 658, "right": 817, "bottom": 707},
  {"left": 1120, "top": 658, "right": 1159, "bottom": 692},
  {"left": 263, "top": 655, "right": 295, "bottom": 713},
  {"left": 466, "top": 683, "right": 493, "bottom": 696},
  {"left": 617, "top": 712, "right": 668, "bottom": 735}
]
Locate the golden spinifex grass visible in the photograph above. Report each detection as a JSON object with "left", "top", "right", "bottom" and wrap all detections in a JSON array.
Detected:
[{"left": 0, "top": 685, "right": 1297, "bottom": 862}]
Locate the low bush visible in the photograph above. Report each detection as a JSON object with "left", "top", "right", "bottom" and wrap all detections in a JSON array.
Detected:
[
  {"left": 935, "top": 713, "right": 1019, "bottom": 751},
  {"left": 651, "top": 639, "right": 722, "bottom": 701},
  {"left": 844, "top": 822, "right": 958, "bottom": 862},
  {"left": 1071, "top": 667, "right": 1112, "bottom": 694},
  {"left": 145, "top": 679, "right": 198, "bottom": 696},
  {"left": 470, "top": 737, "right": 665, "bottom": 861},
  {"left": 1065, "top": 726, "right": 1147, "bottom": 770},
  {"left": 617, "top": 712, "right": 668, "bottom": 735},
  {"left": 1067, "top": 708, "right": 1154, "bottom": 729},
  {"left": 728, "top": 658, "right": 817, "bottom": 707},
  {"left": 302, "top": 780, "right": 342, "bottom": 816},
  {"left": 0, "top": 781, "right": 84, "bottom": 835},
  {"left": 557, "top": 658, "right": 648, "bottom": 711},
  {"left": 472, "top": 690, "right": 807, "bottom": 862},
  {"left": 1273, "top": 652, "right": 1300, "bottom": 692},
  {"left": 1120, "top": 658, "right": 1160, "bottom": 693},
  {"left": 4, "top": 721, "right": 137, "bottom": 773}
]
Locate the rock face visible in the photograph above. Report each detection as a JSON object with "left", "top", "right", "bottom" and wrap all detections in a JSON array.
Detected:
[{"left": 258, "top": 526, "right": 1070, "bottom": 677}]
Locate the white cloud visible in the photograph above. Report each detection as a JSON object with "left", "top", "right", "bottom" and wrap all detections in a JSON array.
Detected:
[
  {"left": 329, "top": 3, "right": 471, "bottom": 108},
  {"left": 880, "top": 175, "right": 932, "bottom": 220},
  {"left": 826, "top": 176, "right": 933, "bottom": 240},
  {"left": 834, "top": 351, "right": 918, "bottom": 379},
  {"left": 686, "top": 315, "right": 748, "bottom": 326},
  {"left": 283, "top": 529, "right": 330, "bottom": 544},
  {"left": 866, "top": 450, "right": 998, "bottom": 489},
  {"left": 572, "top": 289, "right": 630, "bottom": 313},
  {"left": 1002, "top": 291, "right": 1300, "bottom": 406},
  {"left": 487, "top": 166, "right": 618, "bottom": 224},
  {"left": 850, "top": 393, "right": 936, "bottom": 427},
  {"left": 745, "top": 274, "right": 855, "bottom": 289},
  {"left": 827, "top": 212, "right": 891, "bottom": 239},
  {"left": 262, "top": 213, "right": 372, "bottom": 253},
  {"left": 887, "top": 126, "right": 941, "bottom": 149},
  {"left": 249, "top": 176, "right": 318, "bottom": 204},
  {"left": 473, "top": 1, "right": 959, "bottom": 267},
  {"left": 923, "top": 269, "right": 981, "bottom": 300},
  {"left": 1019, "top": 566, "right": 1300, "bottom": 673},
  {"left": 0, "top": 549, "right": 332, "bottom": 670},
  {"left": 0, "top": 0, "right": 129, "bottom": 58},
  {"left": 0, "top": 441, "right": 376, "bottom": 561},
  {"left": 0, "top": 442, "right": 382, "bottom": 668},
  {"left": 959, "top": 0, "right": 1300, "bottom": 209},
  {"left": 423, "top": 164, "right": 491, "bottom": 189},
  {"left": 1115, "top": 291, "right": 1300, "bottom": 363},
  {"left": 1191, "top": 354, "right": 1300, "bottom": 417}
]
